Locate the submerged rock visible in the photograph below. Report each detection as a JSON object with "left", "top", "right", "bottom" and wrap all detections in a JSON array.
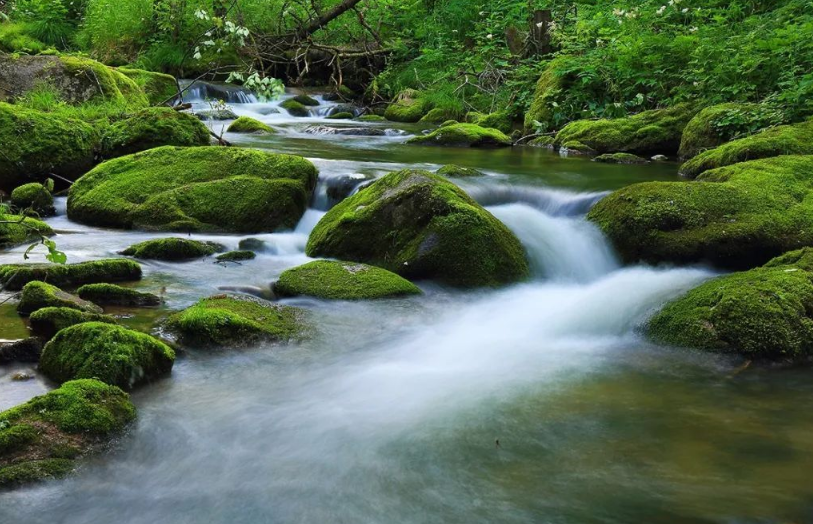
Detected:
[
  {"left": 678, "top": 103, "right": 765, "bottom": 160},
  {"left": 10, "top": 183, "right": 55, "bottom": 216},
  {"left": 216, "top": 250, "right": 256, "bottom": 263},
  {"left": 39, "top": 323, "right": 175, "bottom": 390},
  {"left": 436, "top": 165, "right": 486, "bottom": 178},
  {"left": 293, "top": 94, "right": 320, "bottom": 106},
  {"left": 0, "top": 259, "right": 142, "bottom": 291},
  {"left": 0, "top": 338, "right": 42, "bottom": 364},
  {"left": 77, "top": 284, "right": 162, "bottom": 307},
  {"left": 327, "top": 112, "right": 354, "bottom": 120},
  {"left": 306, "top": 169, "right": 529, "bottom": 288},
  {"left": 227, "top": 117, "right": 275, "bottom": 134},
  {"left": 407, "top": 124, "right": 512, "bottom": 148},
  {"left": 592, "top": 153, "right": 650, "bottom": 164},
  {"left": 121, "top": 238, "right": 224, "bottom": 261},
  {"left": 0, "top": 379, "right": 135, "bottom": 489},
  {"left": 324, "top": 173, "right": 375, "bottom": 205},
  {"left": 68, "top": 147, "right": 317, "bottom": 233},
  {"left": 0, "top": 211, "right": 53, "bottom": 250},
  {"left": 304, "top": 125, "right": 385, "bottom": 137},
  {"left": 280, "top": 99, "right": 310, "bottom": 117},
  {"left": 384, "top": 90, "right": 431, "bottom": 123},
  {"left": 100, "top": 108, "right": 211, "bottom": 158},
  {"left": 165, "top": 294, "right": 307, "bottom": 347},
  {"left": 29, "top": 307, "right": 118, "bottom": 340},
  {"left": 194, "top": 108, "right": 238, "bottom": 121},
  {"left": 17, "top": 281, "right": 103, "bottom": 316},
  {"left": 275, "top": 260, "right": 422, "bottom": 300},
  {"left": 238, "top": 238, "right": 266, "bottom": 251}
]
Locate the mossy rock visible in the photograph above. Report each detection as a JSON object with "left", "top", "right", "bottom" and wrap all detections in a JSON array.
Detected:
[
  {"left": 407, "top": 123, "right": 512, "bottom": 148},
  {"left": 275, "top": 260, "right": 421, "bottom": 300},
  {"left": 647, "top": 248, "right": 813, "bottom": 360},
  {"left": 17, "top": 281, "right": 103, "bottom": 316},
  {"left": 593, "top": 153, "right": 650, "bottom": 164},
  {"left": 227, "top": 117, "right": 274, "bottom": 133},
  {"left": 216, "top": 250, "right": 256, "bottom": 262},
  {"left": 679, "top": 120, "right": 813, "bottom": 178},
  {"left": 40, "top": 323, "right": 174, "bottom": 390},
  {"left": 560, "top": 140, "right": 596, "bottom": 155},
  {"left": 0, "top": 379, "right": 135, "bottom": 488},
  {"left": 0, "top": 23, "right": 49, "bottom": 54},
  {"left": 0, "top": 259, "right": 142, "bottom": 291},
  {"left": 120, "top": 237, "right": 224, "bottom": 261},
  {"left": 0, "top": 211, "right": 53, "bottom": 249},
  {"left": 280, "top": 99, "right": 310, "bottom": 117},
  {"left": 677, "top": 103, "right": 763, "bottom": 160},
  {"left": 194, "top": 108, "right": 238, "bottom": 121},
  {"left": 67, "top": 146, "right": 317, "bottom": 233},
  {"left": 165, "top": 294, "right": 307, "bottom": 347},
  {"left": 100, "top": 108, "right": 211, "bottom": 158},
  {"left": 293, "top": 94, "right": 320, "bottom": 106},
  {"left": 357, "top": 114, "right": 386, "bottom": 122},
  {"left": 0, "top": 337, "right": 43, "bottom": 364},
  {"left": 468, "top": 111, "right": 513, "bottom": 134},
  {"left": 436, "top": 165, "right": 486, "bottom": 178},
  {"left": 10, "top": 183, "right": 55, "bottom": 216},
  {"left": 117, "top": 67, "right": 180, "bottom": 106},
  {"left": 384, "top": 91, "right": 431, "bottom": 123},
  {"left": 326, "top": 112, "right": 354, "bottom": 120},
  {"left": 524, "top": 57, "right": 578, "bottom": 132},
  {"left": 527, "top": 136, "right": 555, "bottom": 149},
  {"left": 419, "top": 108, "right": 459, "bottom": 124},
  {"left": 29, "top": 307, "right": 118, "bottom": 340},
  {"left": 440, "top": 120, "right": 459, "bottom": 127},
  {"left": 587, "top": 155, "right": 813, "bottom": 269},
  {"left": 0, "top": 103, "right": 99, "bottom": 191},
  {"left": 554, "top": 105, "right": 696, "bottom": 156},
  {"left": 77, "top": 283, "right": 161, "bottom": 307},
  {"left": 238, "top": 238, "right": 266, "bottom": 251},
  {"left": 306, "top": 169, "right": 529, "bottom": 288}
]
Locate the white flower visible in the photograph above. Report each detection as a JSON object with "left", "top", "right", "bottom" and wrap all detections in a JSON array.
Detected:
[
  {"left": 682, "top": 7, "right": 689, "bottom": 13},
  {"left": 656, "top": 6, "right": 666, "bottom": 14},
  {"left": 486, "top": 34, "right": 493, "bottom": 39},
  {"left": 689, "top": 26, "right": 698, "bottom": 32}
]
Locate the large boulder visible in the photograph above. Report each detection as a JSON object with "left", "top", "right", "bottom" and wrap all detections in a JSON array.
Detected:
[
  {"left": 39, "top": 323, "right": 175, "bottom": 390},
  {"left": 76, "top": 283, "right": 161, "bottom": 307},
  {"left": 306, "top": 169, "right": 529, "bottom": 287},
  {"left": 165, "top": 294, "right": 307, "bottom": 347},
  {"left": 407, "top": 123, "right": 512, "bottom": 148},
  {"left": 0, "top": 209, "right": 53, "bottom": 249},
  {"left": 100, "top": 108, "right": 211, "bottom": 158},
  {"left": 679, "top": 120, "right": 813, "bottom": 178},
  {"left": 227, "top": 116, "right": 274, "bottom": 134},
  {"left": 678, "top": 103, "right": 765, "bottom": 160},
  {"left": 554, "top": 106, "right": 696, "bottom": 156},
  {"left": 523, "top": 57, "right": 584, "bottom": 132},
  {"left": 384, "top": 90, "right": 431, "bottom": 123},
  {"left": 67, "top": 147, "right": 318, "bottom": 233},
  {"left": 121, "top": 237, "right": 224, "bottom": 261},
  {"left": 588, "top": 155, "right": 813, "bottom": 270},
  {"left": 467, "top": 111, "right": 513, "bottom": 134},
  {"left": 17, "top": 281, "right": 103, "bottom": 316},
  {"left": 29, "top": 307, "right": 118, "bottom": 340},
  {"left": 647, "top": 249, "right": 813, "bottom": 360},
  {"left": 10, "top": 182, "right": 55, "bottom": 216},
  {"left": 0, "top": 259, "right": 142, "bottom": 291},
  {"left": 0, "top": 103, "right": 99, "bottom": 191},
  {"left": 280, "top": 99, "right": 310, "bottom": 117},
  {"left": 0, "top": 379, "right": 135, "bottom": 488},
  {"left": 274, "top": 260, "right": 422, "bottom": 300},
  {"left": 117, "top": 67, "right": 180, "bottom": 106}
]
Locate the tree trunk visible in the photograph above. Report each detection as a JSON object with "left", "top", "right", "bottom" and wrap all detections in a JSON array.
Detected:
[{"left": 298, "top": 0, "right": 366, "bottom": 38}]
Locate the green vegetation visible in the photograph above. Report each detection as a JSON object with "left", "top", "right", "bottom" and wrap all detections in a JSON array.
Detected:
[
  {"left": 678, "top": 103, "right": 770, "bottom": 160},
  {"left": 216, "top": 250, "right": 256, "bottom": 262},
  {"left": 274, "top": 260, "right": 422, "bottom": 300},
  {"left": 0, "top": 259, "right": 142, "bottom": 291},
  {"left": 407, "top": 123, "right": 512, "bottom": 148},
  {"left": 0, "top": 211, "right": 53, "bottom": 249},
  {"left": 280, "top": 99, "right": 309, "bottom": 117},
  {"left": 39, "top": 322, "right": 175, "bottom": 389},
  {"left": 68, "top": 147, "right": 318, "bottom": 232},
  {"left": 166, "top": 294, "right": 307, "bottom": 347},
  {"left": 227, "top": 116, "right": 274, "bottom": 133},
  {"left": 100, "top": 108, "right": 211, "bottom": 158},
  {"left": 593, "top": 153, "right": 649, "bottom": 164},
  {"left": 326, "top": 112, "right": 353, "bottom": 120},
  {"left": 121, "top": 237, "right": 224, "bottom": 261},
  {"left": 384, "top": 90, "right": 431, "bottom": 123},
  {"left": 436, "top": 165, "right": 486, "bottom": 178},
  {"left": 17, "top": 281, "right": 103, "bottom": 316},
  {"left": 29, "top": 307, "right": 118, "bottom": 340},
  {"left": 10, "top": 182, "right": 55, "bottom": 216},
  {"left": 117, "top": 67, "right": 180, "bottom": 105},
  {"left": 77, "top": 283, "right": 162, "bottom": 307},
  {"left": 293, "top": 94, "right": 319, "bottom": 106},
  {"left": 307, "top": 169, "right": 529, "bottom": 288}
]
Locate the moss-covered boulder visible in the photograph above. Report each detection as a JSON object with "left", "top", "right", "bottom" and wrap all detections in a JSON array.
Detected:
[
  {"left": 194, "top": 108, "right": 238, "bottom": 121},
  {"left": 120, "top": 237, "right": 224, "bottom": 261},
  {"left": 592, "top": 153, "right": 650, "bottom": 164},
  {"left": 436, "top": 165, "right": 486, "bottom": 178},
  {"left": 281, "top": 99, "right": 310, "bottom": 117},
  {"left": 0, "top": 103, "right": 99, "bottom": 191},
  {"left": 384, "top": 90, "right": 431, "bottom": 123},
  {"left": 68, "top": 147, "right": 318, "bottom": 233},
  {"left": 29, "top": 307, "right": 117, "bottom": 340},
  {"left": 588, "top": 155, "right": 813, "bottom": 269},
  {"left": 678, "top": 120, "right": 813, "bottom": 178},
  {"left": 554, "top": 106, "right": 695, "bottom": 156},
  {"left": 227, "top": 117, "right": 274, "bottom": 133},
  {"left": 419, "top": 108, "right": 459, "bottom": 124},
  {"left": 17, "top": 281, "right": 103, "bottom": 316},
  {"left": 0, "top": 379, "right": 135, "bottom": 489},
  {"left": 357, "top": 114, "right": 386, "bottom": 122},
  {"left": 677, "top": 103, "right": 764, "bottom": 160},
  {"left": 467, "top": 111, "right": 513, "bottom": 134},
  {"left": 0, "top": 211, "right": 53, "bottom": 249},
  {"left": 0, "top": 338, "right": 42, "bottom": 364},
  {"left": 527, "top": 136, "right": 556, "bottom": 149},
  {"left": 326, "top": 112, "right": 353, "bottom": 120},
  {"left": 647, "top": 248, "right": 813, "bottom": 360},
  {"left": 77, "top": 283, "right": 161, "bottom": 307},
  {"left": 215, "top": 250, "right": 256, "bottom": 263},
  {"left": 293, "top": 94, "right": 319, "bottom": 106},
  {"left": 275, "top": 260, "right": 421, "bottom": 300},
  {"left": 0, "top": 259, "right": 142, "bottom": 291},
  {"left": 39, "top": 323, "right": 174, "bottom": 389},
  {"left": 117, "top": 67, "right": 180, "bottom": 106},
  {"left": 100, "top": 108, "right": 211, "bottom": 158},
  {"left": 0, "top": 23, "right": 49, "bottom": 54},
  {"left": 524, "top": 57, "right": 577, "bottom": 132},
  {"left": 407, "top": 123, "right": 512, "bottom": 148},
  {"left": 306, "top": 169, "right": 529, "bottom": 287},
  {"left": 165, "top": 294, "right": 307, "bottom": 347},
  {"left": 10, "top": 183, "right": 55, "bottom": 216}
]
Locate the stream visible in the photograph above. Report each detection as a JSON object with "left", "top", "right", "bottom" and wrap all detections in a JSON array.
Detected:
[{"left": 1, "top": 87, "right": 813, "bottom": 523}]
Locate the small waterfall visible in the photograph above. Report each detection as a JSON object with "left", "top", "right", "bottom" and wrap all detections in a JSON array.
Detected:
[
  {"left": 467, "top": 184, "right": 608, "bottom": 216},
  {"left": 180, "top": 80, "right": 258, "bottom": 104}
]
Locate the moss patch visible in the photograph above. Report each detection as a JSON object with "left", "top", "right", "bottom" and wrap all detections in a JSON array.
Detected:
[
  {"left": 17, "top": 281, "right": 103, "bottom": 316},
  {"left": 216, "top": 250, "right": 256, "bottom": 263},
  {"left": 275, "top": 260, "right": 422, "bottom": 300},
  {"left": 593, "top": 153, "right": 649, "bottom": 164},
  {"left": 117, "top": 67, "right": 180, "bottom": 106},
  {"left": 77, "top": 284, "right": 161, "bottom": 307},
  {"left": 10, "top": 183, "right": 55, "bottom": 216},
  {"left": 407, "top": 123, "right": 512, "bottom": 148},
  {"left": 467, "top": 111, "right": 513, "bottom": 134},
  {"left": 326, "top": 112, "right": 353, "bottom": 120},
  {"left": 384, "top": 90, "right": 431, "bottom": 123},
  {"left": 121, "top": 237, "right": 223, "bottom": 261},
  {"left": 227, "top": 117, "right": 274, "bottom": 133},
  {"left": 100, "top": 108, "right": 211, "bottom": 158},
  {"left": 0, "top": 259, "right": 142, "bottom": 291},
  {"left": 677, "top": 103, "right": 763, "bottom": 160},
  {"left": 280, "top": 99, "right": 310, "bottom": 117},
  {"left": 293, "top": 94, "right": 319, "bottom": 106},
  {"left": 357, "top": 114, "right": 385, "bottom": 122},
  {"left": 29, "top": 307, "right": 118, "bottom": 340},
  {"left": 0, "top": 212, "right": 53, "bottom": 250},
  {"left": 436, "top": 165, "right": 486, "bottom": 178},
  {"left": 419, "top": 108, "right": 459, "bottom": 124}
]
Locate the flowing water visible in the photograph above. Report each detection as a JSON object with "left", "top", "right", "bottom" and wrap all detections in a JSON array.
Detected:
[{"left": 2, "top": 87, "right": 813, "bottom": 523}]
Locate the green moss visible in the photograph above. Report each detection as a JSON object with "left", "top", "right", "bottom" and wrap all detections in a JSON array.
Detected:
[
  {"left": 10, "top": 183, "right": 55, "bottom": 216},
  {"left": 216, "top": 250, "right": 256, "bottom": 262},
  {"left": 647, "top": 248, "right": 813, "bottom": 359},
  {"left": 293, "top": 94, "right": 319, "bottom": 106},
  {"left": 527, "top": 136, "right": 555, "bottom": 148},
  {"left": 29, "top": 307, "right": 117, "bottom": 340},
  {"left": 275, "top": 260, "right": 422, "bottom": 300},
  {"left": 326, "top": 112, "right": 353, "bottom": 120},
  {"left": 593, "top": 153, "right": 649, "bottom": 164},
  {"left": 165, "top": 294, "right": 307, "bottom": 347},
  {"left": 0, "top": 23, "right": 49, "bottom": 54},
  {"left": 68, "top": 146, "right": 318, "bottom": 232},
  {"left": 227, "top": 117, "right": 274, "bottom": 133},
  {"left": 58, "top": 56, "right": 148, "bottom": 107},
  {"left": 524, "top": 57, "right": 575, "bottom": 132},
  {"left": 0, "top": 459, "right": 75, "bottom": 488},
  {"left": 117, "top": 67, "right": 180, "bottom": 106},
  {"left": 588, "top": 155, "right": 813, "bottom": 269},
  {"left": 306, "top": 169, "right": 529, "bottom": 288},
  {"left": 678, "top": 103, "right": 763, "bottom": 160},
  {"left": 0, "top": 259, "right": 142, "bottom": 291},
  {"left": 0, "top": 212, "right": 53, "bottom": 249},
  {"left": 560, "top": 140, "right": 596, "bottom": 155},
  {"left": 679, "top": 120, "right": 813, "bottom": 178},
  {"left": 0, "top": 424, "right": 38, "bottom": 455},
  {"left": 357, "top": 114, "right": 386, "bottom": 122},
  {"left": 436, "top": 165, "right": 486, "bottom": 178},
  {"left": 419, "top": 108, "right": 459, "bottom": 124},
  {"left": 407, "top": 123, "right": 512, "bottom": 148},
  {"left": 100, "top": 108, "right": 211, "bottom": 158},
  {"left": 0, "top": 102, "right": 99, "bottom": 191},
  {"left": 17, "top": 281, "right": 103, "bottom": 316},
  {"left": 77, "top": 283, "right": 161, "bottom": 307},
  {"left": 121, "top": 237, "right": 223, "bottom": 261},
  {"left": 384, "top": 90, "right": 432, "bottom": 123},
  {"left": 281, "top": 99, "right": 310, "bottom": 117},
  {"left": 468, "top": 111, "right": 513, "bottom": 134},
  {"left": 40, "top": 323, "right": 174, "bottom": 389},
  {"left": 554, "top": 105, "right": 696, "bottom": 156}
]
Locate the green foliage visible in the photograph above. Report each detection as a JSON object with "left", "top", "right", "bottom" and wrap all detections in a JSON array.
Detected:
[{"left": 274, "top": 260, "right": 422, "bottom": 300}]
